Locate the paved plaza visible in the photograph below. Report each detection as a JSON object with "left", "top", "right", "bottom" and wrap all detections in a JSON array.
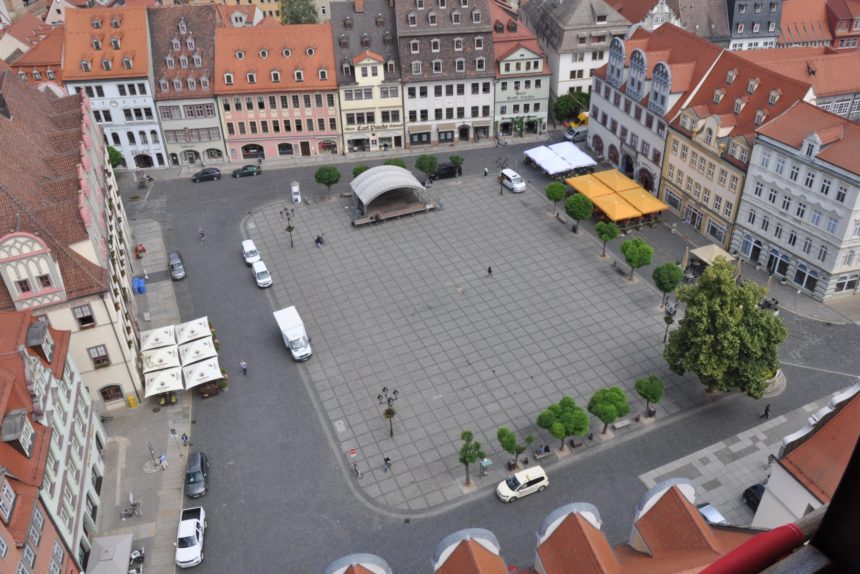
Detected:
[{"left": 247, "top": 175, "right": 706, "bottom": 511}]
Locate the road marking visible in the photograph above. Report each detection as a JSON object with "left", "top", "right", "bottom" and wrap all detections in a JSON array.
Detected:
[{"left": 780, "top": 361, "right": 859, "bottom": 378}]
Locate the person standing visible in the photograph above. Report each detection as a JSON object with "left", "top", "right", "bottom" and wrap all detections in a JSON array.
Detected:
[
  {"left": 761, "top": 404, "right": 771, "bottom": 420},
  {"left": 239, "top": 360, "right": 248, "bottom": 376},
  {"left": 487, "top": 266, "right": 493, "bottom": 278},
  {"left": 198, "top": 226, "right": 205, "bottom": 242},
  {"left": 383, "top": 456, "right": 392, "bottom": 472},
  {"left": 483, "top": 167, "right": 489, "bottom": 177}
]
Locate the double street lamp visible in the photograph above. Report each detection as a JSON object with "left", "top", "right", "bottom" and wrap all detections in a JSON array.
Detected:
[
  {"left": 378, "top": 387, "right": 399, "bottom": 438},
  {"left": 663, "top": 300, "right": 679, "bottom": 343},
  {"left": 280, "top": 206, "right": 295, "bottom": 248}
]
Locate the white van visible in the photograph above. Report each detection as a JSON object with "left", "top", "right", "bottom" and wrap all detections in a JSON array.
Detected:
[
  {"left": 500, "top": 168, "right": 526, "bottom": 193},
  {"left": 273, "top": 306, "right": 313, "bottom": 361},
  {"left": 242, "top": 239, "right": 261, "bottom": 265},
  {"left": 251, "top": 260, "right": 272, "bottom": 288}
]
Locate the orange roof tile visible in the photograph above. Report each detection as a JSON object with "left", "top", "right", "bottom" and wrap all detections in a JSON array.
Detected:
[
  {"left": 214, "top": 4, "right": 260, "bottom": 27},
  {"left": 11, "top": 26, "right": 64, "bottom": 67},
  {"left": 213, "top": 23, "right": 337, "bottom": 95},
  {"left": 490, "top": 1, "right": 551, "bottom": 78},
  {"left": 779, "top": 392, "right": 860, "bottom": 503},
  {"left": 435, "top": 539, "right": 508, "bottom": 574},
  {"left": 736, "top": 47, "right": 860, "bottom": 97},
  {"left": 343, "top": 565, "right": 374, "bottom": 574},
  {"left": 537, "top": 513, "right": 621, "bottom": 574},
  {"left": 352, "top": 50, "right": 384, "bottom": 65},
  {"left": 607, "top": 0, "right": 660, "bottom": 24},
  {"left": 634, "top": 486, "right": 721, "bottom": 557},
  {"left": 4, "top": 12, "right": 52, "bottom": 47},
  {"left": 63, "top": 6, "right": 151, "bottom": 81},
  {"left": 778, "top": 0, "right": 833, "bottom": 45}
]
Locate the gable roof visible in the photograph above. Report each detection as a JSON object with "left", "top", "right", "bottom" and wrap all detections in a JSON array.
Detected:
[
  {"left": 62, "top": 6, "right": 151, "bottom": 81},
  {"left": 3, "top": 12, "right": 53, "bottom": 47},
  {"left": 664, "top": 0, "right": 731, "bottom": 43},
  {"left": 608, "top": 0, "right": 661, "bottom": 24},
  {"left": 435, "top": 538, "right": 507, "bottom": 574},
  {"left": 10, "top": 25, "right": 65, "bottom": 78},
  {"left": 735, "top": 46, "right": 860, "bottom": 98},
  {"left": 537, "top": 513, "right": 621, "bottom": 574},
  {"left": 490, "top": 0, "right": 550, "bottom": 77},
  {"left": 778, "top": 0, "right": 833, "bottom": 46},
  {"left": 521, "top": 0, "right": 631, "bottom": 52}
]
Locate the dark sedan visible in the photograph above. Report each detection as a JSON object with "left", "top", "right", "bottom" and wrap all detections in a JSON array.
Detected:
[
  {"left": 232, "top": 164, "right": 262, "bottom": 178},
  {"left": 191, "top": 167, "right": 221, "bottom": 183}
]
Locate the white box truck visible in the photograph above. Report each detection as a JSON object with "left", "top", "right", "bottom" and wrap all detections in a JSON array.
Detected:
[{"left": 273, "top": 306, "right": 312, "bottom": 361}]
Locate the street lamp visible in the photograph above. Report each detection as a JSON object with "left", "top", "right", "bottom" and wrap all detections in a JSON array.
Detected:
[
  {"left": 378, "top": 386, "right": 399, "bottom": 438},
  {"left": 280, "top": 206, "right": 295, "bottom": 248}
]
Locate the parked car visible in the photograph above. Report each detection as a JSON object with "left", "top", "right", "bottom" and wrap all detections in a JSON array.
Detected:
[
  {"left": 169, "top": 251, "right": 186, "bottom": 281},
  {"left": 191, "top": 167, "right": 221, "bottom": 183},
  {"left": 232, "top": 164, "right": 261, "bottom": 178},
  {"left": 564, "top": 126, "right": 588, "bottom": 143},
  {"left": 251, "top": 260, "right": 272, "bottom": 288},
  {"left": 500, "top": 168, "right": 526, "bottom": 193},
  {"left": 175, "top": 507, "right": 206, "bottom": 568},
  {"left": 429, "top": 162, "right": 460, "bottom": 181},
  {"left": 697, "top": 502, "right": 728, "bottom": 524},
  {"left": 742, "top": 483, "right": 766, "bottom": 512},
  {"left": 241, "top": 239, "right": 261, "bottom": 265},
  {"left": 496, "top": 465, "right": 548, "bottom": 502},
  {"left": 184, "top": 451, "right": 209, "bottom": 498}
]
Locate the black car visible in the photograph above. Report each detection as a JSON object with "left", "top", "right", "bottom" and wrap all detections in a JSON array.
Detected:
[
  {"left": 429, "top": 163, "right": 461, "bottom": 181},
  {"left": 232, "top": 164, "right": 261, "bottom": 178},
  {"left": 184, "top": 451, "right": 209, "bottom": 498},
  {"left": 742, "top": 483, "right": 766, "bottom": 511},
  {"left": 191, "top": 167, "right": 221, "bottom": 183}
]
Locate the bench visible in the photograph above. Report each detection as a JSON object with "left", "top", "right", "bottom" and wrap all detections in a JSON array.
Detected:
[
  {"left": 569, "top": 438, "right": 584, "bottom": 449},
  {"left": 533, "top": 447, "right": 555, "bottom": 461},
  {"left": 612, "top": 418, "right": 634, "bottom": 431}
]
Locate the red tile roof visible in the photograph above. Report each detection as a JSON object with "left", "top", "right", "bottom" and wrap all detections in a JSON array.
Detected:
[
  {"left": 490, "top": 2, "right": 551, "bottom": 78},
  {"left": 62, "top": 6, "right": 151, "bottom": 81},
  {"left": 778, "top": 0, "right": 833, "bottom": 46},
  {"left": 343, "top": 566, "right": 374, "bottom": 574},
  {"left": 3, "top": 12, "right": 52, "bottom": 47},
  {"left": 779, "top": 392, "right": 860, "bottom": 503},
  {"left": 736, "top": 46, "right": 860, "bottom": 97},
  {"left": 537, "top": 513, "right": 621, "bottom": 574},
  {"left": 435, "top": 538, "right": 508, "bottom": 574},
  {"left": 10, "top": 26, "right": 65, "bottom": 85},
  {"left": 607, "top": 0, "right": 660, "bottom": 24}
]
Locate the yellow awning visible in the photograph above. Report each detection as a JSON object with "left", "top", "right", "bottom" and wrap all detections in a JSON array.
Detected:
[
  {"left": 616, "top": 188, "right": 669, "bottom": 215},
  {"left": 565, "top": 174, "right": 615, "bottom": 200},
  {"left": 592, "top": 195, "right": 642, "bottom": 222},
  {"left": 593, "top": 169, "right": 640, "bottom": 192}
]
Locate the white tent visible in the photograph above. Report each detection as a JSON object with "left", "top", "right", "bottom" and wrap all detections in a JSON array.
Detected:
[
  {"left": 548, "top": 142, "right": 597, "bottom": 170},
  {"left": 524, "top": 146, "right": 573, "bottom": 175},
  {"left": 175, "top": 316, "right": 211, "bottom": 345},
  {"left": 182, "top": 357, "right": 222, "bottom": 390},
  {"left": 178, "top": 336, "right": 217, "bottom": 366},
  {"left": 87, "top": 535, "right": 134, "bottom": 574},
  {"left": 144, "top": 367, "right": 183, "bottom": 397},
  {"left": 139, "top": 326, "right": 176, "bottom": 351},
  {"left": 141, "top": 346, "right": 180, "bottom": 373}
]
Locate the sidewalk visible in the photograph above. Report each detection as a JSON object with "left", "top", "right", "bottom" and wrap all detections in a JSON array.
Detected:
[{"left": 94, "top": 219, "right": 191, "bottom": 574}]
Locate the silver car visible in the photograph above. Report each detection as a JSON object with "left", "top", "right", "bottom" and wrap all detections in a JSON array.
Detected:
[{"left": 169, "top": 251, "right": 186, "bottom": 281}]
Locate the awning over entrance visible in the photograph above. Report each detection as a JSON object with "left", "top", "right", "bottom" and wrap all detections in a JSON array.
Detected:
[
  {"left": 690, "top": 244, "right": 736, "bottom": 265},
  {"left": 408, "top": 125, "right": 432, "bottom": 134},
  {"left": 351, "top": 165, "right": 425, "bottom": 207}
]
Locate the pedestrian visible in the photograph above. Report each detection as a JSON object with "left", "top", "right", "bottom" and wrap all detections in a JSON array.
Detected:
[
  {"left": 487, "top": 266, "right": 493, "bottom": 278},
  {"left": 383, "top": 456, "right": 392, "bottom": 472},
  {"left": 353, "top": 462, "right": 362, "bottom": 479},
  {"left": 257, "top": 157, "right": 262, "bottom": 166},
  {"left": 761, "top": 404, "right": 771, "bottom": 420},
  {"left": 239, "top": 360, "right": 248, "bottom": 376},
  {"left": 315, "top": 235, "right": 322, "bottom": 248},
  {"left": 198, "top": 226, "right": 205, "bottom": 242},
  {"left": 483, "top": 167, "right": 489, "bottom": 177},
  {"left": 159, "top": 454, "right": 168, "bottom": 471},
  {"left": 181, "top": 433, "right": 189, "bottom": 447}
]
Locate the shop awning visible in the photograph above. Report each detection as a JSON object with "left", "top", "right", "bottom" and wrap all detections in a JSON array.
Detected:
[
  {"left": 178, "top": 336, "right": 217, "bottom": 366},
  {"left": 616, "top": 188, "right": 669, "bottom": 215},
  {"left": 690, "top": 244, "right": 736, "bottom": 265},
  {"left": 144, "top": 367, "right": 183, "bottom": 397},
  {"left": 436, "top": 123, "right": 456, "bottom": 131},
  {"left": 182, "top": 357, "right": 222, "bottom": 390},
  {"left": 592, "top": 195, "right": 642, "bottom": 222},
  {"left": 594, "top": 169, "right": 640, "bottom": 192},
  {"left": 565, "top": 174, "right": 616, "bottom": 200},
  {"left": 140, "top": 326, "right": 176, "bottom": 351},
  {"left": 141, "top": 347, "right": 180, "bottom": 373},
  {"left": 408, "top": 125, "right": 432, "bottom": 134},
  {"left": 174, "top": 316, "right": 210, "bottom": 345},
  {"left": 472, "top": 120, "right": 493, "bottom": 127}
]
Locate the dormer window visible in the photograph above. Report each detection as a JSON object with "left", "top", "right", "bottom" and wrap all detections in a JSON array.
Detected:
[
  {"left": 260, "top": 49, "right": 269, "bottom": 59},
  {"left": 91, "top": 19, "right": 102, "bottom": 29},
  {"left": 342, "top": 62, "right": 351, "bottom": 76},
  {"left": 46, "top": 69, "right": 55, "bottom": 80},
  {"left": 173, "top": 79, "right": 182, "bottom": 91},
  {"left": 271, "top": 70, "right": 281, "bottom": 82},
  {"left": 102, "top": 59, "right": 112, "bottom": 71},
  {"left": 294, "top": 70, "right": 304, "bottom": 82},
  {"left": 768, "top": 89, "right": 780, "bottom": 105},
  {"left": 384, "top": 31, "right": 393, "bottom": 45},
  {"left": 452, "top": 10, "right": 461, "bottom": 24},
  {"left": 705, "top": 128, "right": 713, "bottom": 144},
  {"left": 32, "top": 70, "right": 41, "bottom": 80},
  {"left": 236, "top": 50, "right": 245, "bottom": 60},
  {"left": 344, "top": 16, "right": 353, "bottom": 29},
  {"left": 495, "top": 21, "right": 504, "bottom": 32},
  {"left": 361, "top": 33, "right": 370, "bottom": 46},
  {"left": 224, "top": 73, "right": 234, "bottom": 85},
  {"left": 172, "top": 39, "right": 180, "bottom": 50},
  {"left": 734, "top": 98, "right": 745, "bottom": 113},
  {"left": 166, "top": 56, "right": 175, "bottom": 68},
  {"left": 431, "top": 38, "right": 440, "bottom": 52},
  {"left": 428, "top": 11, "right": 437, "bottom": 25},
  {"left": 726, "top": 69, "right": 737, "bottom": 84},
  {"left": 747, "top": 78, "right": 759, "bottom": 94},
  {"left": 123, "top": 57, "right": 133, "bottom": 69},
  {"left": 319, "top": 69, "right": 328, "bottom": 80},
  {"left": 193, "top": 54, "right": 202, "bottom": 67},
  {"left": 416, "top": 0, "right": 425, "bottom": 8},
  {"left": 755, "top": 109, "right": 767, "bottom": 125},
  {"left": 339, "top": 35, "right": 349, "bottom": 48},
  {"left": 282, "top": 48, "right": 291, "bottom": 58},
  {"left": 159, "top": 79, "right": 168, "bottom": 91},
  {"left": 2, "top": 411, "right": 35, "bottom": 458},
  {"left": 460, "top": 0, "right": 468, "bottom": 5},
  {"left": 408, "top": 12, "right": 417, "bottom": 26},
  {"left": 472, "top": 9, "right": 481, "bottom": 23},
  {"left": 179, "top": 56, "right": 188, "bottom": 68},
  {"left": 200, "top": 77, "right": 209, "bottom": 89},
  {"left": 111, "top": 17, "right": 120, "bottom": 28},
  {"left": 713, "top": 88, "right": 724, "bottom": 103},
  {"left": 17, "top": 71, "right": 26, "bottom": 81},
  {"left": 111, "top": 36, "right": 120, "bottom": 49},
  {"left": 178, "top": 19, "right": 186, "bottom": 34},
  {"left": 508, "top": 20, "right": 517, "bottom": 32},
  {"left": 306, "top": 48, "right": 315, "bottom": 56},
  {"left": 187, "top": 38, "right": 195, "bottom": 50},
  {"left": 247, "top": 72, "right": 256, "bottom": 83},
  {"left": 596, "top": 14, "right": 607, "bottom": 23},
  {"left": 439, "top": 0, "right": 447, "bottom": 7},
  {"left": 804, "top": 142, "right": 816, "bottom": 157},
  {"left": 187, "top": 78, "right": 196, "bottom": 90},
  {"left": 92, "top": 38, "right": 102, "bottom": 50},
  {"left": 376, "top": 14, "right": 385, "bottom": 27}
]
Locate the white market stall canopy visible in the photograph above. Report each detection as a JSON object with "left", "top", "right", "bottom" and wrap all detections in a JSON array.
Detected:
[
  {"left": 139, "top": 326, "right": 176, "bottom": 351},
  {"left": 547, "top": 142, "right": 598, "bottom": 170},
  {"left": 141, "top": 346, "right": 180, "bottom": 373},
  {"left": 178, "top": 336, "right": 217, "bottom": 366},
  {"left": 524, "top": 146, "right": 572, "bottom": 176},
  {"left": 144, "top": 367, "right": 183, "bottom": 397},
  {"left": 182, "top": 357, "right": 222, "bottom": 390},
  {"left": 175, "top": 316, "right": 210, "bottom": 345},
  {"left": 690, "top": 244, "right": 736, "bottom": 266}
]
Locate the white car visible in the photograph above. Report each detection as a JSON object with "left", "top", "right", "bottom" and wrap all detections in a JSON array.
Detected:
[
  {"left": 697, "top": 502, "right": 728, "bottom": 524},
  {"left": 175, "top": 507, "right": 206, "bottom": 568},
  {"left": 241, "top": 239, "right": 261, "bottom": 265},
  {"left": 496, "top": 465, "right": 548, "bottom": 502},
  {"left": 500, "top": 168, "right": 526, "bottom": 193},
  {"left": 251, "top": 261, "right": 272, "bottom": 288}
]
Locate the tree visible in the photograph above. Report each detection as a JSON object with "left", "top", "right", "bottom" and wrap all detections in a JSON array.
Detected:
[
  {"left": 536, "top": 396, "right": 589, "bottom": 451},
  {"left": 352, "top": 165, "right": 369, "bottom": 178},
  {"left": 565, "top": 193, "right": 593, "bottom": 233},
  {"left": 415, "top": 155, "right": 438, "bottom": 179},
  {"left": 107, "top": 146, "right": 123, "bottom": 168},
  {"left": 595, "top": 221, "right": 620, "bottom": 257},
  {"left": 282, "top": 0, "right": 317, "bottom": 24},
  {"left": 554, "top": 94, "right": 578, "bottom": 120},
  {"left": 635, "top": 375, "right": 664, "bottom": 416},
  {"left": 664, "top": 258, "right": 787, "bottom": 399},
  {"left": 449, "top": 155, "right": 464, "bottom": 176},
  {"left": 545, "top": 182, "right": 566, "bottom": 215},
  {"left": 314, "top": 166, "right": 341, "bottom": 196},
  {"left": 653, "top": 262, "right": 684, "bottom": 307},
  {"left": 458, "top": 431, "right": 486, "bottom": 486},
  {"left": 384, "top": 158, "right": 406, "bottom": 169},
  {"left": 620, "top": 238, "right": 654, "bottom": 280},
  {"left": 497, "top": 427, "right": 534, "bottom": 469},
  {"left": 588, "top": 387, "right": 631, "bottom": 434}
]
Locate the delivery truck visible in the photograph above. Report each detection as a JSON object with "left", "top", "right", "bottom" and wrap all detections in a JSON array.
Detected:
[{"left": 273, "top": 306, "right": 313, "bottom": 361}]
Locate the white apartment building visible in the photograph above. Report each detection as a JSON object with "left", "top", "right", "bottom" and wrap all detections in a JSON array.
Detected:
[{"left": 731, "top": 102, "right": 860, "bottom": 300}]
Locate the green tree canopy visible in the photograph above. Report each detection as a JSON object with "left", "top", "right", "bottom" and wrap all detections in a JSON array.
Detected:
[
  {"left": 352, "top": 165, "right": 369, "bottom": 178},
  {"left": 536, "top": 396, "right": 589, "bottom": 451},
  {"left": 314, "top": 166, "right": 341, "bottom": 194},
  {"left": 554, "top": 94, "right": 578, "bottom": 120},
  {"left": 415, "top": 154, "right": 438, "bottom": 177},
  {"left": 458, "top": 431, "right": 486, "bottom": 486},
  {"left": 588, "top": 387, "right": 631, "bottom": 434},
  {"left": 652, "top": 262, "right": 684, "bottom": 306},
  {"left": 107, "top": 146, "right": 123, "bottom": 168},
  {"left": 545, "top": 182, "right": 566, "bottom": 214},
  {"left": 595, "top": 221, "right": 620, "bottom": 257},
  {"left": 620, "top": 238, "right": 654, "bottom": 280},
  {"left": 664, "top": 258, "right": 787, "bottom": 398},
  {"left": 282, "top": 0, "right": 318, "bottom": 24},
  {"left": 565, "top": 193, "right": 593, "bottom": 233},
  {"left": 635, "top": 375, "right": 665, "bottom": 415},
  {"left": 449, "top": 155, "right": 464, "bottom": 175},
  {"left": 497, "top": 426, "right": 534, "bottom": 468},
  {"left": 383, "top": 158, "right": 406, "bottom": 169}
]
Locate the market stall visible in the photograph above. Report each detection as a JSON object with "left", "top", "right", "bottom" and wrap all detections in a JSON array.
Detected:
[
  {"left": 591, "top": 195, "right": 642, "bottom": 223},
  {"left": 594, "top": 169, "right": 640, "bottom": 192},
  {"left": 565, "top": 174, "right": 616, "bottom": 200},
  {"left": 524, "top": 146, "right": 573, "bottom": 176},
  {"left": 547, "top": 142, "right": 597, "bottom": 172}
]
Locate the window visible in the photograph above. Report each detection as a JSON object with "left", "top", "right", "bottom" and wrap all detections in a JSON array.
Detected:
[
  {"left": 247, "top": 72, "right": 256, "bottom": 84},
  {"left": 811, "top": 209, "right": 822, "bottom": 226},
  {"left": 835, "top": 274, "right": 859, "bottom": 293},
  {"left": 788, "top": 230, "right": 797, "bottom": 246},
  {"left": 476, "top": 58, "right": 486, "bottom": 71},
  {"left": 789, "top": 165, "right": 800, "bottom": 181},
  {"left": 761, "top": 215, "right": 770, "bottom": 232},
  {"left": 837, "top": 185, "right": 848, "bottom": 203},
  {"left": 748, "top": 208, "right": 757, "bottom": 225},
  {"left": 775, "top": 158, "right": 785, "bottom": 175},
  {"left": 271, "top": 71, "right": 281, "bottom": 83},
  {"left": 88, "top": 345, "right": 110, "bottom": 368},
  {"left": 412, "top": 62, "right": 422, "bottom": 75},
  {"left": 224, "top": 73, "right": 233, "bottom": 85},
  {"left": 0, "top": 533, "right": 7, "bottom": 558},
  {"left": 796, "top": 202, "right": 806, "bottom": 219},
  {"left": 718, "top": 169, "right": 726, "bottom": 185},
  {"left": 475, "top": 37, "right": 483, "bottom": 50},
  {"left": 818, "top": 245, "right": 828, "bottom": 262},
  {"left": 781, "top": 195, "right": 792, "bottom": 211},
  {"left": 826, "top": 216, "right": 839, "bottom": 234},
  {"left": 73, "top": 304, "right": 96, "bottom": 329},
  {"left": 820, "top": 178, "right": 831, "bottom": 196},
  {"left": 680, "top": 145, "right": 688, "bottom": 161},
  {"left": 294, "top": 70, "right": 304, "bottom": 82},
  {"left": 804, "top": 171, "right": 815, "bottom": 188}
]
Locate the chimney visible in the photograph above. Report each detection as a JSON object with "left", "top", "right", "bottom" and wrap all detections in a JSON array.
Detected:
[{"left": 355, "top": 0, "right": 364, "bottom": 13}]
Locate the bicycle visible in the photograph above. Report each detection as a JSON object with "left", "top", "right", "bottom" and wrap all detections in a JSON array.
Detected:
[{"left": 120, "top": 502, "right": 142, "bottom": 520}]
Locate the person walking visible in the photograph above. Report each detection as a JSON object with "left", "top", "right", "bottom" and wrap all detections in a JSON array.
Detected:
[
  {"left": 487, "top": 266, "right": 493, "bottom": 278},
  {"left": 483, "top": 167, "right": 489, "bottom": 177},
  {"left": 383, "top": 456, "right": 392, "bottom": 472},
  {"left": 198, "top": 226, "right": 205, "bottom": 242},
  {"left": 760, "top": 404, "right": 771, "bottom": 420},
  {"left": 239, "top": 360, "right": 248, "bottom": 376},
  {"left": 181, "top": 433, "right": 189, "bottom": 447}
]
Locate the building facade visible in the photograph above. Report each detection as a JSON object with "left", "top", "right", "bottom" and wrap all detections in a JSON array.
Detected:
[
  {"left": 589, "top": 25, "right": 722, "bottom": 193},
  {"left": 491, "top": 2, "right": 550, "bottom": 137},
  {"left": 149, "top": 5, "right": 227, "bottom": 166},
  {"left": 727, "top": 0, "right": 783, "bottom": 50},
  {"left": 63, "top": 7, "right": 167, "bottom": 169},
  {"left": 731, "top": 102, "right": 860, "bottom": 300},
  {"left": 827, "top": 0, "right": 860, "bottom": 49},
  {"left": 0, "top": 70, "right": 143, "bottom": 410},
  {"left": 394, "top": 0, "right": 496, "bottom": 147},
  {"left": 331, "top": 0, "right": 404, "bottom": 154},
  {"left": 520, "top": 0, "right": 628, "bottom": 101}
]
